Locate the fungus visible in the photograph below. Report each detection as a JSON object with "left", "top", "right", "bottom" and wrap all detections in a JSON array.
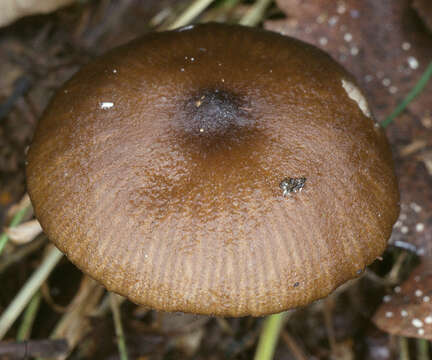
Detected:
[{"left": 26, "top": 23, "right": 399, "bottom": 317}]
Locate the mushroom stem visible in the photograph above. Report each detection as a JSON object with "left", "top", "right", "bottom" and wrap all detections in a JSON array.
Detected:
[{"left": 254, "top": 311, "right": 289, "bottom": 360}]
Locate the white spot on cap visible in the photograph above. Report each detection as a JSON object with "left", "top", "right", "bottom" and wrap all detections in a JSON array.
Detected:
[
  {"left": 100, "top": 102, "right": 114, "bottom": 110},
  {"left": 382, "top": 78, "right": 391, "bottom": 87},
  {"left": 113, "top": 69, "right": 117, "bottom": 73},
  {"left": 344, "top": 33, "right": 353, "bottom": 42},
  {"left": 401, "top": 226, "right": 409, "bottom": 234},
  {"left": 394, "top": 286, "right": 401, "bottom": 293},
  {"left": 408, "top": 56, "right": 419, "bottom": 69},
  {"left": 319, "top": 37, "right": 328, "bottom": 46},
  {"left": 418, "top": 328, "right": 425, "bottom": 336},
  {"left": 350, "top": 46, "right": 359, "bottom": 56},
  {"left": 412, "top": 318, "right": 423, "bottom": 328},
  {"left": 401, "top": 310, "right": 408, "bottom": 317},
  {"left": 389, "top": 86, "right": 398, "bottom": 94},
  {"left": 425, "top": 316, "right": 432, "bottom": 324},
  {"left": 402, "top": 42, "right": 411, "bottom": 51},
  {"left": 394, "top": 220, "right": 402, "bottom": 228},
  {"left": 416, "top": 223, "right": 425, "bottom": 232},
  {"left": 341, "top": 79, "right": 371, "bottom": 118},
  {"left": 415, "top": 290, "right": 423, "bottom": 297},
  {"left": 410, "top": 202, "right": 422, "bottom": 212},
  {"left": 385, "top": 311, "right": 394, "bottom": 318},
  {"left": 383, "top": 295, "right": 392, "bottom": 303},
  {"left": 423, "top": 296, "right": 430, "bottom": 303}
]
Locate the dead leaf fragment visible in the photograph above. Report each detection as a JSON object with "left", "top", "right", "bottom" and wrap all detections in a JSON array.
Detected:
[
  {"left": 50, "top": 276, "right": 105, "bottom": 360},
  {"left": 373, "top": 262, "right": 432, "bottom": 339},
  {"left": 266, "top": 0, "right": 432, "bottom": 122},
  {"left": 5, "top": 218, "right": 42, "bottom": 244}
]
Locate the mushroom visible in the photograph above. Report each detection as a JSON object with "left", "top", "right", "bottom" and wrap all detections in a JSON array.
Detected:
[{"left": 26, "top": 23, "right": 399, "bottom": 317}]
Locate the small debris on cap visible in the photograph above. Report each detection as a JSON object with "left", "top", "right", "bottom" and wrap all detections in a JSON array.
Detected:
[
  {"left": 100, "top": 102, "right": 114, "bottom": 110},
  {"left": 279, "top": 177, "right": 306, "bottom": 196}
]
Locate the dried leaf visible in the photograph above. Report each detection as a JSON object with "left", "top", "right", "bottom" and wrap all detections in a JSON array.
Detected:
[
  {"left": 5, "top": 219, "right": 42, "bottom": 244},
  {"left": 50, "top": 276, "right": 105, "bottom": 360},
  {"left": 6, "top": 193, "right": 31, "bottom": 220},
  {"left": 373, "top": 262, "right": 432, "bottom": 339},
  {"left": 266, "top": 0, "right": 432, "bottom": 122},
  {"left": 0, "top": 0, "right": 75, "bottom": 27}
]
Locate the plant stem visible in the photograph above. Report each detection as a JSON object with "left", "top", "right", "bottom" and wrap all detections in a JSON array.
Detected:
[
  {"left": 16, "top": 291, "right": 41, "bottom": 341},
  {"left": 166, "top": 0, "right": 215, "bottom": 30},
  {"left": 381, "top": 61, "right": 432, "bottom": 128},
  {"left": 239, "top": 0, "right": 273, "bottom": 27},
  {"left": 110, "top": 293, "right": 129, "bottom": 360},
  {"left": 0, "top": 246, "right": 63, "bottom": 340},
  {"left": 399, "top": 336, "right": 410, "bottom": 360},
  {"left": 417, "top": 339, "right": 429, "bottom": 360},
  {"left": 254, "top": 312, "right": 287, "bottom": 360}
]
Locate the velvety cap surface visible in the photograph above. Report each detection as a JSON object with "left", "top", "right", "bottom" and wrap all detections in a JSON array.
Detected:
[{"left": 26, "top": 23, "right": 399, "bottom": 316}]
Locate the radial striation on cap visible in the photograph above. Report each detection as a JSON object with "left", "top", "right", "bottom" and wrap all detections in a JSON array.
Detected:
[{"left": 26, "top": 23, "right": 400, "bottom": 316}]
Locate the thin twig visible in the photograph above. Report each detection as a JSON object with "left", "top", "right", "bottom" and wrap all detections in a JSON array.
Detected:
[
  {"left": 110, "top": 293, "right": 129, "bottom": 360},
  {"left": 0, "top": 246, "right": 63, "bottom": 339},
  {"left": 239, "top": 0, "right": 273, "bottom": 26},
  {"left": 381, "top": 61, "right": 432, "bottom": 128},
  {"left": 281, "top": 330, "right": 308, "bottom": 360},
  {"left": 164, "top": 0, "right": 215, "bottom": 30},
  {"left": 48, "top": 277, "right": 104, "bottom": 360},
  {"left": 0, "top": 339, "right": 68, "bottom": 358},
  {"left": 0, "top": 235, "right": 46, "bottom": 274}
]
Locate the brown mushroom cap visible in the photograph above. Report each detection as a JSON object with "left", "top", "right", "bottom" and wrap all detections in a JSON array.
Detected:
[{"left": 26, "top": 23, "right": 399, "bottom": 316}]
